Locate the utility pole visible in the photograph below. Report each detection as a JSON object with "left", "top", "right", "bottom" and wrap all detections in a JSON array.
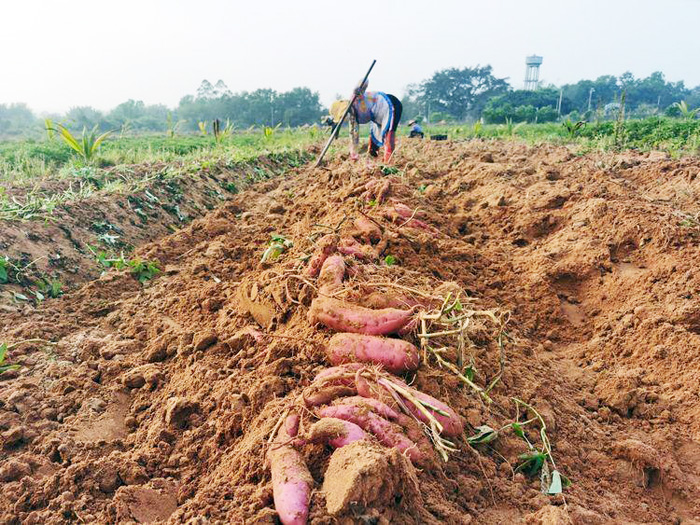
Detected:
[
  {"left": 587, "top": 88, "right": 595, "bottom": 113},
  {"left": 557, "top": 89, "right": 563, "bottom": 119}
]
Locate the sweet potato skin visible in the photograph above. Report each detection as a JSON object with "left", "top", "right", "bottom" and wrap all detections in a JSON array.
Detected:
[
  {"left": 268, "top": 415, "right": 313, "bottom": 525},
  {"left": 305, "top": 417, "right": 367, "bottom": 448},
  {"left": 309, "top": 297, "right": 413, "bottom": 336},
  {"left": 338, "top": 236, "right": 377, "bottom": 261},
  {"left": 303, "top": 385, "right": 356, "bottom": 407},
  {"left": 306, "top": 234, "right": 338, "bottom": 277},
  {"left": 317, "top": 255, "right": 345, "bottom": 294},
  {"left": 317, "top": 405, "right": 426, "bottom": 466},
  {"left": 353, "top": 216, "right": 382, "bottom": 244},
  {"left": 326, "top": 333, "right": 420, "bottom": 374}
]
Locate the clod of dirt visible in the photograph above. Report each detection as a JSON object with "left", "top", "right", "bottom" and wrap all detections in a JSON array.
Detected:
[
  {"left": 193, "top": 330, "right": 218, "bottom": 351},
  {"left": 164, "top": 397, "right": 200, "bottom": 429},
  {"left": 322, "top": 440, "right": 423, "bottom": 517},
  {"left": 110, "top": 479, "right": 178, "bottom": 523},
  {"left": 0, "top": 458, "right": 31, "bottom": 482}
]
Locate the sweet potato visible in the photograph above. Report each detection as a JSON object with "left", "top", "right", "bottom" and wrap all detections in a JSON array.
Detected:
[
  {"left": 304, "top": 417, "right": 367, "bottom": 448},
  {"left": 268, "top": 415, "right": 313, "bottom": 525},
  {"left": 353, "top": 216, "right": 382, "bottom": 244},
  {"left": 309, "top": 297, "right": 413, "bottom": 336},
  {"left": 317, "top": 405, "right": 426, "bottom": 466},
  {"left": 306, "top": 234, "right": 338, "bottom": 277},
  {"left": 326, "top": 333, "right": 420, "bottom": 374},
  {"left": 303, "top": 385, "right": 356, "bottom": 407},
  {"left": 331, "top": 395, "right": 400, "bottom": 420},
  {"left": 382, "top": 379, "right": 463, "bottom": 438},
  {"left": 338, "top": 236, "right": 377, "bottom": 261},
  {"left": 317, "top": 255, "right": 345, "bottom": 294},
  {"left": 388, "top": 203, "right": 434, "bottom": 231},
  {"left": 312, "top": 363, "right": 364, "bottom": 385}
]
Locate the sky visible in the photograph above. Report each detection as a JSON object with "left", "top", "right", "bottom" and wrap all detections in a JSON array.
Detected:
[{"left": 1, "top": 0, "right": 699, "bottom": 114}]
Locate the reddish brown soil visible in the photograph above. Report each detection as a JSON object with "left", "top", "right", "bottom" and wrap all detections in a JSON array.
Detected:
[{"left": 1, "top": 140, "right": 700, "bottom": 524}]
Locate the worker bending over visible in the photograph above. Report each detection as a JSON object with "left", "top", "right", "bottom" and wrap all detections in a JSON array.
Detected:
[{"left": 331, "top": 82, "right": 403, "bottom": 163}]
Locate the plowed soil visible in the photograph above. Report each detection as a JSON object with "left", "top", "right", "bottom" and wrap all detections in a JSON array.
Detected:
[{"left": 2, "top": 140, "right": 700, "bottom": 524}]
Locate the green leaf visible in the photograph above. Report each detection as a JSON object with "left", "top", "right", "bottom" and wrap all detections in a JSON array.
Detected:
[
  {"left": 511, "top": 422, "right": 525, "bottom": 439},
  {"left": 515, "top": 451, "right": 548, "bottom": 476},
  {"left": 0, "top": 342, "right": 8, "bottom": 364},
  {"left": 13, "top": 292, "right": 29, "bottom": 302},
  {"left": 384, "top": 255, "right": 397, "bottom": 266},
  {"left": 547, "top": 470, "right": 563, "bottom": 494},
  {"left": 467, "top": 425, "right": 499, "bottom": 444}
]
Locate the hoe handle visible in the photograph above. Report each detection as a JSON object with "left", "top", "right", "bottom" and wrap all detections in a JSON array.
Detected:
[{"left": 314, "top": 59, "right": 377, "bottom": 168}]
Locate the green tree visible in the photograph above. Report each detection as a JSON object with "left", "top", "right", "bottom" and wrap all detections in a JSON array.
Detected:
[{"left": 417, "top": 66, "right": 509, "bottom": 120}]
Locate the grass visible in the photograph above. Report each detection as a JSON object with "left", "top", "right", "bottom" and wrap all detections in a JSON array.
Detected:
[
  {"left": 417, "top": 116, "right": 700, "bottom": 156},
  {"left": 0, "top": 129, "right": 318, "bottom": 222},
  {"left": 0, "top": 127, "right": 322, "bottom": 185}
]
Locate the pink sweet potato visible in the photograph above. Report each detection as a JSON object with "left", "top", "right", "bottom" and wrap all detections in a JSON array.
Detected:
[
  {"left": 312, "top": 363, "right": 364, "bottom": 385},
  {"left": 268, "top": 415, "right": 313, "bottom": 525},
  {"left": 388, "top": 203, "right": 434, "bottom": 231},
  {"left": 317, "top": 255, "right": 345, "bottom": 294},
  {"left": 303, "top": 385, "right": 356, "bottom": 407},
  {"left": 308, "top": 297, "right": 413, "bottom": 336},
  {"left": 338, "top": 236, "right": 377, "bottom": 261},
  {"left": 317, "top": 405, "right": 426, "bottom": 466},
  {"left": 380, "top": 378, "right": 463, "bottom": 438},
  {"left": 353, "top": 216, "right": 382, "bottom": 244},
  {"left": 326, "top": 333, "right": 420, "bottom": 374},
  {"left": 304, "top": 417, "right": 367, "bottom": 448},
  {"left": 306, "top": 234, "right": 338, "bottom": 277},
  {"left": 331, "top": 395, "right": 400, "bottom": 420}
]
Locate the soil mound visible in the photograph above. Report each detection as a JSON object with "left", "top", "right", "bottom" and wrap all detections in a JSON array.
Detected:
[{"left": 1, "top": 140, "right": 700, "bottom": 523}]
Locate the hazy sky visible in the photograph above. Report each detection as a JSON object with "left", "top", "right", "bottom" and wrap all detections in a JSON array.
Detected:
[{"left": 2, "top": 0, "right": 699, "bottom": 113}]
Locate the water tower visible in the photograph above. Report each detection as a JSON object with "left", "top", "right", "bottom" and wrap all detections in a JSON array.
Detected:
[{"left": 524, "top": 55, "right": 543, "bottom": 90}]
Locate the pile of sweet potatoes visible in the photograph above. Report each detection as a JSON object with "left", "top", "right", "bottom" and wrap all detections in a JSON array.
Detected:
[{"left": 267, "top": 197, "right": 460, "bottom": 523}]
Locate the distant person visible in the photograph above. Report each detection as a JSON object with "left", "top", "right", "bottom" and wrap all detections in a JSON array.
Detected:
[
  {"left": 408, "top": 119, "right": 424, "bottom": 138},
  {"left": 330, "top": 81, "right": 402, "bottom": 163}
]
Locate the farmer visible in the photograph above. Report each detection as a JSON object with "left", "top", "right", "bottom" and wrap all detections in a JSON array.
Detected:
[
  {"left": 331, "top": 81, "right": 403, "bottom": 163},
  {"left": 408, "top": 119, "right": 424, "bottom": 139}
]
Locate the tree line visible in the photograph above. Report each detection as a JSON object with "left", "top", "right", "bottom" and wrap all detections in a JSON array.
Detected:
[
  {"left": 0, "top": 80, "right": 324, "bottom": 137},
  {"left": 1, "top": 68, "right": 699, "bottom": 137},
  {"left": 402, "top": 68, "right": 700, "bottom": 124}
]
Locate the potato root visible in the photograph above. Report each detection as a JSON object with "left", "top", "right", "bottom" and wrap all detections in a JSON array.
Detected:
[{"left": 326, "top": 332, "right": 420, "bottom": 374}]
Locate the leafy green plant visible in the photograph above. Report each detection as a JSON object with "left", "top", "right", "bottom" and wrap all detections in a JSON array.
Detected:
[
  {"left": 0, "top": 256, "right": 8, "bottom": 283},
  {"left": 673, "top": 100, "right": 699, "bottom": 121},
  {"left": 46, "top": 124, "right": 113, "bottom": 163},
  {"left": 198, "top": 121, "right": 208, "bottom": 136},
  {"left": 45, "top": 118, "right": 55, "bottom": 142},
  {"left": 562, "top": 119, "right": 586, "bottom": 138},
  {"left": 472, "top": 121, "right": 483, "bottom": 137},
  {"left": 467, "top": 398, "right": 569, "bottom": 495},
  {"left": 380, "top": 165, "right": 399, "bottom": 175},
  {"left": 36, "top": 277, "right": 63, "bottom": 299},
  {"left": 263, "top": 123, "right": 282, "bottom": 140},
  {"left": 213, "top": 119, "right": 234, "bottom": 144},
  {"left": 128, "top": 258, "right": 160, "bottom": 283},
  {"left": 384, "top": 254, "right": 397, "bottom": 266},
  {"left": 503, "top": 117, "right": 525, "bottom": 137},
  {"left": 261, "top": 233, "right": 293, "bottom": 263},
  {"left": 0, "top": 342, "right": 20, "bottom": 374}
]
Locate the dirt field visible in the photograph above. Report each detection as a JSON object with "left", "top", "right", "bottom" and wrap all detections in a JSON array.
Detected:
[{"left": 1, "top": 139, "right": 700, "bottom": 524}]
